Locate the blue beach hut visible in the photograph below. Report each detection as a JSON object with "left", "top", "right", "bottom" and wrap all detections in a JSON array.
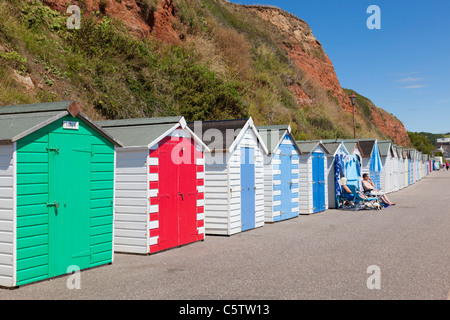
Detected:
[{"left": 258, "top": 125, "right": 301, "bottom": 223}]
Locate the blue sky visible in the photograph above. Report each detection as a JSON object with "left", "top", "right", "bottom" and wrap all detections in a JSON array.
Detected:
[{"left": 229, "top": 0, "right": 450, "bottom": 133}]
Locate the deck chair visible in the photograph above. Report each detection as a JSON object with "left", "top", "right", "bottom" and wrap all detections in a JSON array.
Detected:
[{"left": 340, "top": 185, "right": 381, "bottom": 211}]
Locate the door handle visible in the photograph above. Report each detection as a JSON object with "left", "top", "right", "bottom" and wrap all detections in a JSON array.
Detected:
[
  {"left": 46, "top": 147, "right": 59, "bottom": 154},
  {"left": 47, "top": 201, "right": 59, "bottom": 208},
  {"left": 178, "top": 192, "right": 184, "bottom": 200}
]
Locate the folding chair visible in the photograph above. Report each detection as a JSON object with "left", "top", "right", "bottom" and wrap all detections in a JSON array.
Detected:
[{"left": 340, "top": 185, "right": 380, "bottom": 211}]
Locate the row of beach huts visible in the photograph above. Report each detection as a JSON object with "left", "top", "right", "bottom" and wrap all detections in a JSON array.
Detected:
[{"left": 0, "top": 101, "right": 439, "bottom": 288}]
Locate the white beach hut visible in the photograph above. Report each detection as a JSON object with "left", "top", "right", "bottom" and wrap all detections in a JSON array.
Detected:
[
  {"left": 187, "top": 118, "right": 268, "bottom": 236},
  {"left": 257, "top": 125, "right": 301, "bottom": 223},
  {"left": 296, "top": 141, "right": 329, "bottom": 215}
]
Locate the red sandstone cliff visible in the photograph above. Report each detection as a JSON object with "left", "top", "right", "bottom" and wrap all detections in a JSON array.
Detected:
[{"left": 38, "top": 0, "right": 410, "bottom": 143}]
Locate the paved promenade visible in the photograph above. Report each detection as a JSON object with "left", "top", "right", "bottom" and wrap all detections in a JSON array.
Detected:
[{"left": 1, "top": 173, "right": 449, "bottom": 300}]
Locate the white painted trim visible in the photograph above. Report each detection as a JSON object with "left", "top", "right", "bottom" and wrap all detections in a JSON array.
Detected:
[
  {"left": 271, "top": 131, "right": 288, "bottom": 155},
  {"left": 227, "top": 152, "right": 231, "bottom": 235},
  {"left": 112, "top": 145, "right": 116, "bottom": 263},
  {"left": 145, "top": 147, "right": 150, "bottom": 254},
  {"left": 12, "top": 142, "right": 17, "bottom": 287},
  {"left": 184, "top": 125, "right": 210, "bottom": 152},
  {"left": 179, "top": 117, "right": 187, "bottom": 129},
  {"left": 146, "top": 123, "right": 182, "bottom": 150},
  {"left": 228, "top": 118, "right": 269, "bottom": 155},
  {"left": 336, "top": 143, "right": 350, "bottom": 157}
]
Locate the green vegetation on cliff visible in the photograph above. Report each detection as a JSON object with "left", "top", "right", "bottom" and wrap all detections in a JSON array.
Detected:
[{"left": 0, "top": 0, "right": 406, "bottom": 141}]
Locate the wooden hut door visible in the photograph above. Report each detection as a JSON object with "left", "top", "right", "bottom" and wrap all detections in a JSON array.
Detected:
[
  {"left": 240, "top": 147, "right": 256, "bottom": 231},
  {"left": 177, "top": 137, "right": 198, "bottom": 246},
  {"left": 277, "top": 144, "right": 294, "bottom": 221},
  {"left": 157, "top": 139, "right": 179, "bottom": 251},
  {"left": 312, "top": 153, "right": 326, "bottom": 213},
  {"left": 48, "top": 133, "right": 91, "bottom": 277},
  {"left": 158, "top": 137, "right": 198, "bottom": 251}
]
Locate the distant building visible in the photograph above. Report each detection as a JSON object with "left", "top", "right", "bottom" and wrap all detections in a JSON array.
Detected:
[
  {"left": 436, "top": 139, "right": 450, "bottom": 160},
  {"left": 436, "top": 138, "right": 450, "bottom": 145}
]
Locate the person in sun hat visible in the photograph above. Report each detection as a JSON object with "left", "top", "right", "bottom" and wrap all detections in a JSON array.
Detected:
[{"left": 361, "top": 173, "right": 395, "bottom": 206}]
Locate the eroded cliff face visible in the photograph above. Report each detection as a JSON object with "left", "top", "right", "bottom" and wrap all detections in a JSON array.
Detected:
[
  {"left": 240, "top": 4, "right": 409, "bottom": 143},
  {"left": 37, "top": 0, "right": 409, "bottom": 143},
  {"left": 243, "top": 5, "right": 351, "bottom": 110},
  {"left": 371, "top": 107, "right": 410, "bottom": 145},
  {"left": 43, "top": 0, "right": 181, "bottom": 43}
]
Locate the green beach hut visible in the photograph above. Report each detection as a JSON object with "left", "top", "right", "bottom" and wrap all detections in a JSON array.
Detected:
[{"left": 0, "top": 101, "right": 122, "bottom": 287}]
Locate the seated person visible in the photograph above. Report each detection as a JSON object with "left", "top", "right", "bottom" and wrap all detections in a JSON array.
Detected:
[
  {"left": 361, "top": 173, "right": 395, "bottom": 206},
  {"left": 341, "top": 177, "right": 366, "bottom": 199}
]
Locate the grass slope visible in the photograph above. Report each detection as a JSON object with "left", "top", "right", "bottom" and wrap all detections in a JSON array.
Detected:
[{"left": 0, "top": 0, "right": 401, "bottom": 141}]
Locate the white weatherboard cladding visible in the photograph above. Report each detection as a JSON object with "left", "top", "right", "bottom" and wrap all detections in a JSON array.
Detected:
[
  {"left": 0, "top": 144, "right": 14, "bottom": 287},
  {"left": 404, "top": 160, "right": 409, "bottom": 186},
  {"left": 399, "top": 159, "right": 405, "bottom": 189},
  {"left": 230, "top": 128, "right": 264, "bottom": 235},
  {"left": 298, "top": 145, "right": 328, "bottom": 215},
  {"left": 204, "top": 159, "right": 228, "bottom": 235},
  {"left": 298, "top": 154, "right": 310, "bottom": 214},
  {"left": 390, "top": 155, "right": 396, "bottom": 192},
  {"left": 422, "top": 161, "right": 427, "bottom": 178},
  {"left": 263, "top": 153, "right": 273, "bottom": 221},
  {"left": 393, "top": 155, "right": 400, "bottom": 192},
  {"left": 391, "top": 154, "right": 398, "bottom": 192},
  {"left": 413, "top": 157, "right": 417, "bottom": 182},
  {"left": 380, "top": 155, "right": 390, "bottom": 193},
  {"left": 326, "top": 155, "right": 335, "bottom": 209},
  {"left": 379, "top": 157, "right": 385, "bottom": 192},
  {"left": 114, "top": 148, "right": 149, "bottom": 254},
  {"left": 391, "top": 155, "right": 396, "bottom": 191},
  {"left": 263, "top": 136, "right": 299, "bottom": 222},
  {"left": 204, "top": 127, "right": 264, "bottom": 235}
]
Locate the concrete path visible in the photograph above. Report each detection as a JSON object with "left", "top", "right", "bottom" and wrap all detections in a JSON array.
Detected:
[{"left": 1, "top": 173, "right": 449, "bottom": 300}]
